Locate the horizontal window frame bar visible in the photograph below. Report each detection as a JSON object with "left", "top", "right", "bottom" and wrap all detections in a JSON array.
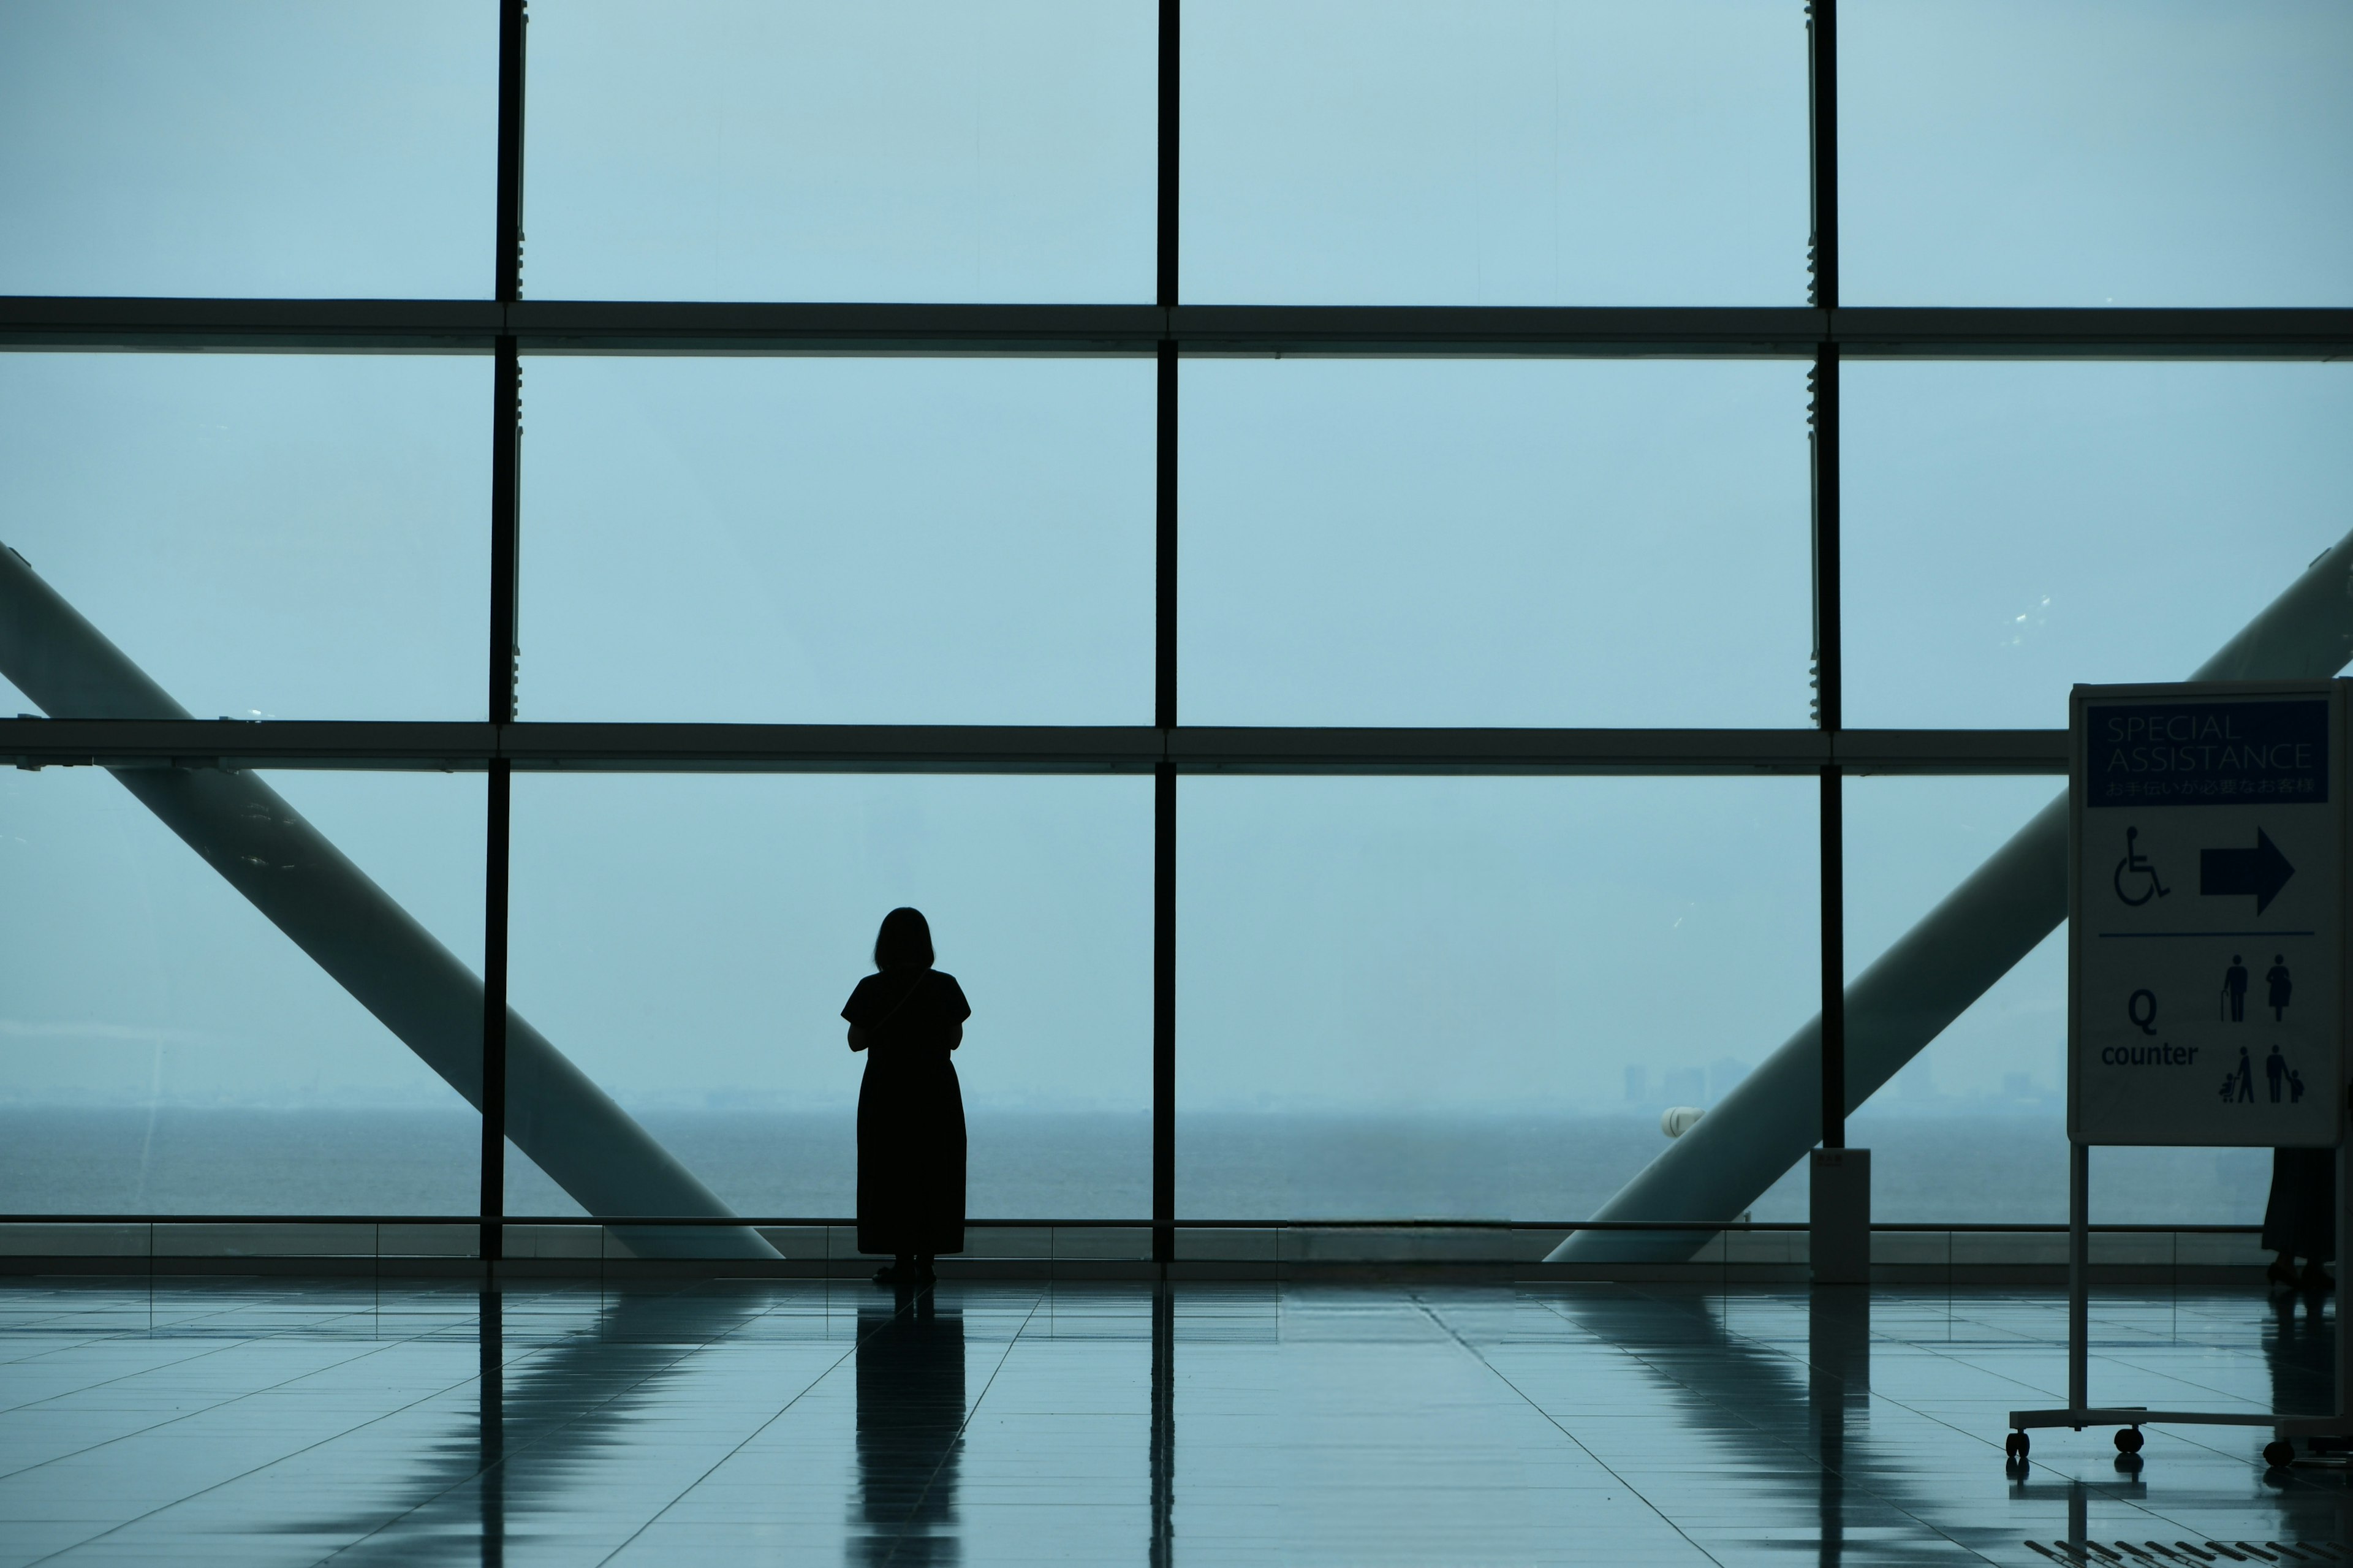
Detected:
[
  {"left": 0, "top": 1214, "right": 2258, "bottom": 1234},
  {"left": 0, "top": 719, "right": 2067, "bottom": 776},
  {"left": 1, "top": 298, "right": 2349, "bottom": 359}
]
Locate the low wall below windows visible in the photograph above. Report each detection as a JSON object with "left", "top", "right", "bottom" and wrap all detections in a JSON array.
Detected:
[{"left": 0, "top": 1219, "right": 2277, "bottom": 1287}]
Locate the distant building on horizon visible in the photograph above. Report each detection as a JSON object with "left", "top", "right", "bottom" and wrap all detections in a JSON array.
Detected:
[{"left": 1661, "top": 1066, "right": 1706, "bottom": 1106}]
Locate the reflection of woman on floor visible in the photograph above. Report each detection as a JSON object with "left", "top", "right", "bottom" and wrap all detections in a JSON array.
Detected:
[
  {"left": 843, "top": 907, "right": 971, "bottom": 1286},
  {"left": 2263, "top": 1147, "right": 2333, "bottom": 1292},
  {"left": 854, "top": 1288, "right": 965, "bottom": 1566}
]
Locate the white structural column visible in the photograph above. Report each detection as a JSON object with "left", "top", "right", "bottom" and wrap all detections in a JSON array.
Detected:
[
  {"left": 1555, "top": 529, "right": 2353, "bottom": 1263},
  {"left": 0, "top": 542, "right": 778, "bottom": 1261}
]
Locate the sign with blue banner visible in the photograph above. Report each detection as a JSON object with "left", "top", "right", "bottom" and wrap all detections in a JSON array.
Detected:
[
  {"left": 2084, "top": 699, "right": 2328, "bottom": 809},
  {"left": 2071, "top": 683, "right": 2345, "bottom": 1148}
]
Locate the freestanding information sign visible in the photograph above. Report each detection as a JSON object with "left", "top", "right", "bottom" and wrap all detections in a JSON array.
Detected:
[{"left": 2008, "top": 681, "right": 2351, "bottom": 1467}]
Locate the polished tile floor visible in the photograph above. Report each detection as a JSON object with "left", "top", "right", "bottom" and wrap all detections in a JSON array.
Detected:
[{"left": 0, "top": 1276, "right": 2347, "bottom": 1565}]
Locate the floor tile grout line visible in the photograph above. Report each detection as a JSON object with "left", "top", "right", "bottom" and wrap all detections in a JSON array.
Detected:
[
  {"left": 870, "top": 1290, "right": 1044, "bottom": 1553},
  {"left": 1814, "top": 1289, "right": 2297, "bottom": 1447},
  {"left": 0, "top": 1290, "right": 417, "bottom": 1414},
  {"left": 17, "top": 1337, "right": 501, "bottom": 1568},
  {"left": 584, "top": 1283, "right": 1026, "bottom": 1568},
  {"left": 0, "top": 1309, "right": 479, "bottom": 1485},
  {"left": 0, "top": 1336, "right": 267, "bottom": 1414},
  {"left": 313, "top": 1279, "right": 808, "bottom": 1568},
  {"left": 869, "top": 1290, "right": 1048, "bottom": 1567},
  {"left": 9, "top": 1281, "right": 2338, "bottom": 1562},
  {"left": 0, "top": 1289, "right": 384, "bottom": 1374},
  {"left": 1407, "top": 1292, "right": 1732, "bottom": 1568},
  {"left": 1635, "top": 1287, "right": 2252, "bottom": 1548},
  {"left": 1525, "top": 1288, "right": 2014, "bottom": 1565},
  {"left": 302, "top": 1337, "right": 594, "bottom": 1568}
]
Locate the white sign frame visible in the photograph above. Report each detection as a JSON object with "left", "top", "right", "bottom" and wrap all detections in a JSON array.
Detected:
[
  {"left": 2069, "top": 680, "right": 2347, "bottom": 1149},
  {"left": 2010, "top": 681, "right": 2351, "bottom": 1461}
]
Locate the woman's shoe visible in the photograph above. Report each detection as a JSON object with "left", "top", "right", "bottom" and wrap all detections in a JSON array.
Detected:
[
  {"left": 2302, "top": 1261, "right": 2334, "bottom": 1293},
  {"left": 2269, "top": 1256, "right": 2302, "bottom": 1289}
]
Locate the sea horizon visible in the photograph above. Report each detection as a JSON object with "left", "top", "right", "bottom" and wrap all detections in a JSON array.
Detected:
[{"left": 0, "top": 1105, "right": 2273, "bottom": 1227}]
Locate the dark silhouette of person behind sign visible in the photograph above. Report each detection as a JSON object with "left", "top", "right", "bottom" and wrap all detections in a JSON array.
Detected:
[
  {"left": 2267, "top": 1043, "right": 2287, "bottom": 1104},
  {"left": 2223, "top": 955, "right": 2249, "bottom": 1022},
  {"left": 2268, "top": 955, "right": 2293, "bottom": 1021},
  {"left": 2264, "top": 1148, "right": 2335, "bottom": 1293},
  {"left": 843, "top": 907, "right": 972, "bottom": 1287}
]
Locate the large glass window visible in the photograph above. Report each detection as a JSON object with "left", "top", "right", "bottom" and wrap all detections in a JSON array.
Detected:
[
  {"left": 520, "top": 357, "right": 1153, "bottom": 725},
  {"left": 0, "top": 354, "right": 491, "bottom": 723},
  {"left": 1183, "top": 0, "right": 1809, "bottom": 305},
  {"left": 1843, "top": 0, "right": 2353, "bottom": 308},
  {"left": 1843, "top": 362, "right": 2353, "bottom": 731},
  {"left": 1181, "top": 359, "right": 1812, "bottom": 727},
  {"left": 0, "top": 768, "right": 485, "bottom": 1214},
  {"left": 7, "top": 4, "right": 2340, "bottom": 1248},
  {"left": 526, "top": 0, "right": 1156, "bottom": 302},
  {"left": 0, "top": 1, "right": 496, "bottom": 298},
  {"left": 1176, "top": 777, "right": 1816, "bottom": 1219},
  {"left": 507, "top": 774, "right": 1152, "bottom": 1221}
]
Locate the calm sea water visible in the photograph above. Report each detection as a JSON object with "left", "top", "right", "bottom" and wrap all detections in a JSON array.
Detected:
[{"left": 0, "top": 1107, "right": 2275, "bottom": 1225}]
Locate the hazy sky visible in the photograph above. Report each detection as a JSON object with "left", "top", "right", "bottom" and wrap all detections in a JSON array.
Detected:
[{"left": 2, "top": 3, "right": 2350, "bottom": 1213}]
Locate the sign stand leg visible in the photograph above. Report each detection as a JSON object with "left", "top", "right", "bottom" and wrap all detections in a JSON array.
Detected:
[
  {"left": 2338, "top": 1143, "right": 2351, "bottom": 1426},
  {"left": 2069, "top": 1140, "right": 2088, "bottom": 1420}
]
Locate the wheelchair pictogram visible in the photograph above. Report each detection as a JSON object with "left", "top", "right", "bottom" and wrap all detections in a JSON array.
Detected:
[{"left": 2113, "top": 827, "right": 2170, "bottom": 907}]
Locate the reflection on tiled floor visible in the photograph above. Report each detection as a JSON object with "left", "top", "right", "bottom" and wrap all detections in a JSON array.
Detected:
[{"left": 0, "top": 1278, "right": 2347, "bottom": 1565}]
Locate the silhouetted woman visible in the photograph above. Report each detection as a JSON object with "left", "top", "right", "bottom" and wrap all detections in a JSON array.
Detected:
[{"left": 843, "top": 907, "right": 971, "bottom": 1286}]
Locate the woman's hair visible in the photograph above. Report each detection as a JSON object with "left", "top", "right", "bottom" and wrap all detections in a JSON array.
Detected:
[{"left": 873, "top": 906, "right": 934, "bottom": 970}]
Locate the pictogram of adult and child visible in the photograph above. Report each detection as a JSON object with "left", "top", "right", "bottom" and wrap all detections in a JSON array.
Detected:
[{"left": 2219, "top": 1041, "right": 2305, "bottom": 1105}]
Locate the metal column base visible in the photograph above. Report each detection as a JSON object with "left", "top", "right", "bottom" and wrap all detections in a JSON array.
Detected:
[{"left": 1810, "top": 1148, "right": 1870, "bottom": 1284}]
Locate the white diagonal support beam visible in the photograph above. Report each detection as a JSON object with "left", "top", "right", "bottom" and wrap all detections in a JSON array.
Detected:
[
  {"left": 0, "top": 542, "right": 776, "bottom": 1260},
  {"left": 1554, "top": 527, "right": 2353, "bottom": 1263}
]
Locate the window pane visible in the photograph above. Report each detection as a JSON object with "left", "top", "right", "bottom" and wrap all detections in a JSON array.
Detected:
[
  {"left": 1178, "top": 778, "right": 1816, "bottom": 1220},
  {"left": 1844, "top": 0, "right": 2353, "bottom": 306},
  {"left": 507, "top": 775, "right": 1151, "bottom": 1222},
  {"left": 1181, "top": 360, "right": 1811, "bottom": 727},
  {"left": 0, "top": 769, "right": 485, "bottom": 1214},
  {"left": 527, "top": 0, "right": 1155, "bottom": 303},
  {"left": 0, "top": 1, "right": 495, "bottom": 297},
  {"left": 520, "top": 358, "right": 1152, "bottom": 724},
  {"left": 0, "top": 354, "right": 490, "bottom": 722},
  {"left": 1846, "top": 778, "right": 2268, "bottom": 1223},
  {"left": 1183, "top": 0, "right": 1809, "bottom": 305},
  {"left": 1843, "top": 363, "right": 2353, "bottom": 730}
]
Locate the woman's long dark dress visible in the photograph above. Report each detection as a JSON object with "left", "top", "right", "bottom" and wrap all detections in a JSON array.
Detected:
[
  {"left": 2262, "top": 1147, "right": 2335, "bottom": 1263},
  {"left": 843, "top": 967, "right": 971, "bottom": 1257}
]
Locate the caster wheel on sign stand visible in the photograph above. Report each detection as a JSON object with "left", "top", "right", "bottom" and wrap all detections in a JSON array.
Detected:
[
  {"left": 2264, "top": 1439, "right": 2297, "bottom": 1469},
  {"left": 2113, "top": 1427, "right": 2144, "bottom": 1455},
  {"left": 2004, "top": 1431, "right": 2030, "bottom": 1461}
]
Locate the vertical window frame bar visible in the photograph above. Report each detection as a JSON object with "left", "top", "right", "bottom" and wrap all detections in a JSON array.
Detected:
[
  {"left": 480, "top": 0, "right": 527, "bottom": 1269},
  {"left": 1152, "top": 0, "right": 1180, "bottom": 1269},
  {"left": 1809, "top": 0, "right": 1846, "bottom": 1149}
]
